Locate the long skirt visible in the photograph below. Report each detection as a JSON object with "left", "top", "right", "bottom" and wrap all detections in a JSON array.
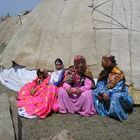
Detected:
[
  {"left": 17, "top": 83, "right": 58, "bottom": 119},
  {"left": 58, "top": 88, "right": 96, "bottom": 116},
  {"left": 93, "top": 92, "right": 133, "bottom": 121}
]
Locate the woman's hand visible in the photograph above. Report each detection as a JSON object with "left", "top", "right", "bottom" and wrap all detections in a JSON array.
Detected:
[
  {"left": 75, "top": 88, "right": 82, "bottom": 96},
  {"left": 30, "top": 88, "right": 36, "bottom": 95},
  {"left": 97, "top": 95, "right": 103, "bottom": 101},
  {"left": 66, "top": 75, "right": 74, "bottom": 84},
  {"left": 102, "top": 93, "right": 110, "bottom": 101},
  {"left": 66, "top": 88, "right": 73, "bottom": 95}
]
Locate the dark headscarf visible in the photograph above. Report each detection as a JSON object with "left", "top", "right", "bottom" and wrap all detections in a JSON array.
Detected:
[
  {"left": 37, "top": 68, "right": 48, "bottom": 79},
  {"left": 102, "top": 55, "right": 117, "bottom": 65}
]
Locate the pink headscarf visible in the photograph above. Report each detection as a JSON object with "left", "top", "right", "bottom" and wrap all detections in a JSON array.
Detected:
[{"left": 74, "top": 55, "right": 86, "bottom": 65}]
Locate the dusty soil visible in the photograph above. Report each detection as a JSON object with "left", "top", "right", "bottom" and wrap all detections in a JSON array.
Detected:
[{"left": 0, "top": 83, "right": 140, "bottom": 140}]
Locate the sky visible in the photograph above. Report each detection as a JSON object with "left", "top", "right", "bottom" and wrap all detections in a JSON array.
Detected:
[{"left": 0, "top": 0, "right": 42, "bottom": 17}]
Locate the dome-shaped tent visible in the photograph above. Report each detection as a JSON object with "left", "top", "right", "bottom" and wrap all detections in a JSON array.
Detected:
[
  {"left": 0, "top": 0, "right": 140, "bottom": 103},
  {"left": 0, "top": 16, "right": 23, "bottom": 46}
]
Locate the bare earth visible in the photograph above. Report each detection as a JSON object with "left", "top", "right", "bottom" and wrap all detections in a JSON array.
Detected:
[{"left": 0, "top": 83, "right": 140, "bottom": 140}]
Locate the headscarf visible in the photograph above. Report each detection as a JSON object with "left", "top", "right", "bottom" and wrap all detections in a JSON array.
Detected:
[
  {"left": 98, "top": 55, "right": 117, "bottom": 81},
  {"left": 50, "top": 58, "right": 65, "bottom": 86},
  {"left": 54, "top": 58, "right": 64, "bottom": 70},
  {"left": 73, "top": 55, "right": 86, "bottom": 74},
  {"left": 74, "top": 55, "right": 86, "bottom": 65},
  {"left": 102, "top": 55, "right": 117, "bottom": 65},
  {"left": 66, "top": 55, "right": 94, "bottom": 86},
  {"left": 74, "top": 55, "right": 94, "bottom": 79},
  {"left": 98, "top": 55, "right": 125, "bottom": 89}
]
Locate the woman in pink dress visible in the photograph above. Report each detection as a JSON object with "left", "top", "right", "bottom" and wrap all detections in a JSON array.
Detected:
[
  {"left": 17, "top": 69, "right": 58, "bottom": 119},
  {"left": 58, "top": 55, "right": 96, "bottom": 116}
]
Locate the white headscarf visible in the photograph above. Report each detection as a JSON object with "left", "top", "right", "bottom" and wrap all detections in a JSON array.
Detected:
[
  {"left": 50, "top": 58, "right": 64, "bottom": 84},
  {"left": 50, "top": 70, "right": 64, "bottom": 84}
]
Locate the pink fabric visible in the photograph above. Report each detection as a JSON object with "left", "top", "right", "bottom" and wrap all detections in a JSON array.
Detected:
[
  {"left": 17, "top": 76, "right": 58, "bottom": 119},
  {"left": 80, "top": 78, "right": 93, "bottom": 92},
  {"left": 58, "top": 78, "right": 96, "bottom": 116},
  {"left": 74, "top": 55, "right": 86, "bottom": 64}
]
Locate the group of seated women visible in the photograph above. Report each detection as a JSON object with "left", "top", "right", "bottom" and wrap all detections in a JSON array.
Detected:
[{"left": 17, "top": 55, "right": 134, "bottom": 121}]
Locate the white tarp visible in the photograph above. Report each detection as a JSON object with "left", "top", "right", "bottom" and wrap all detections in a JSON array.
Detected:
[{"left": 0, "top": 65, "right": 36, "bottom": 91}]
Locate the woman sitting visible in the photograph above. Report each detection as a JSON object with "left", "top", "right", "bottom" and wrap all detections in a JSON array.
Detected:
[
  {"left": 17, "top": 68, "right": 58, "bottom": 119},
  {"left": 58, "top": 55, "right": 96, "bottom": 116},
  {"left": 50, "top": 58, "right": 65, "bottom": 87},
  {"left": 93, "top": 55, "right": 133, "bottom": 121}
]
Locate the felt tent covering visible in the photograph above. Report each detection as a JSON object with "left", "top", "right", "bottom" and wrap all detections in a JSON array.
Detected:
[{"left": 0, "top": 0, "right": 140, "bottom": 103}]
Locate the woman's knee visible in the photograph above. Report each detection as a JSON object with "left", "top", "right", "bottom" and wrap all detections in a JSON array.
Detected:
[
  {"left": 58, "top": 88, "right": 67, "bottom": 97},
  {"left": 81, "top": 90, "right": 93, "bottom": 100}
]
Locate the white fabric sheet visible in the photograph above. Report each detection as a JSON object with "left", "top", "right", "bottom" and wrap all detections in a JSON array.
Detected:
[{"left": 0, "top": 65, "right": 37, "bottom": 91}]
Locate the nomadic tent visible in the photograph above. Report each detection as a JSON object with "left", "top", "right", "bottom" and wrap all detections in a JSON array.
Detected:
[
  {"left": 0, "top": 14, "right": 27, "bottom": 46},
  {"left": 0, "top": 0, "right": 140, "bottom": 103}
]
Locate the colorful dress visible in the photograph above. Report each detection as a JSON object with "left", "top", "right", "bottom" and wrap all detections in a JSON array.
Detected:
[
  {"left": 58, "top": 67, "right": 96, "bottom": 116},
  {"left": 93, "top": 66, "right": 133, "bottom": 121},
  {"left": 17, "top": 76, "right": 58, "bottom": 119}
]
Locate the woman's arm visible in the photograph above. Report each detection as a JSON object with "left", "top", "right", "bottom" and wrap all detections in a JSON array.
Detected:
[
  {"left": 80, "top": 78, "right": 93, "bottom": 92},
  {"left": 108, "top": 80, "right": 125, "bottom": 96}
]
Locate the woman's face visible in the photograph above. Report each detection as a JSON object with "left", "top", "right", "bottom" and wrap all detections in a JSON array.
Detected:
[
  {"left": 55, "top": 61, "right": 63, "bottom": 70},
  {"left": 38, "top": 73, "right": 44, "bottom": 79},
  {"left": 74, "top": 59, "right": 85, "bottom": 74}
]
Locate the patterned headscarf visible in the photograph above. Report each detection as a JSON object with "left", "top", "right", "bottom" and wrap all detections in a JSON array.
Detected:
[
  {"left": 65, "top": 55, "right": 94, "bottom": 86},
  {"left": 98, "top": 55, "right": 125, "bottom": 88},
  {"left": 74, "top": 55, "right": 86, "bottom": 65},
  {"left": 74, "top": 55, "right": 94, "bottom": 79},
  {"left": 102, "top": 55, "right": 117, "bottom": 65},
  {"left": 73, "top": 55, "right": 86, "bottom": 74},
  {"left": 98, "top": 55, "right": 117, "bottom": 81}
]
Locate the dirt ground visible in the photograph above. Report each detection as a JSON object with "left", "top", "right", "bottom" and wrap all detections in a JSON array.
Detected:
[{"left": 0, "top": 83, "right": 140, "bottom": 140}]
